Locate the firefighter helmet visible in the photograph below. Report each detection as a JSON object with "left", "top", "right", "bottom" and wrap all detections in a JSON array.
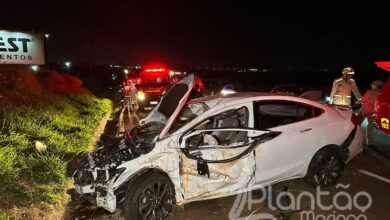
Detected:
[{"left": 342, "top": 67, "right": 355, "bottom": 75}]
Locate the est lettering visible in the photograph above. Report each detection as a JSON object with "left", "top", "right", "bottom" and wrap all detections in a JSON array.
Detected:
[{"left": 0, "top": 37, "right": 31, "bottom": 52}]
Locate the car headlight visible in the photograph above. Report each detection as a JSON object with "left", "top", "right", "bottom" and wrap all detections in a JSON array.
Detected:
[
  {"left": 221, "top": 88, "right": 236, "bottom": 95},
  {"left": 137, "top": 91, "right": 145, "bottom": 100}
]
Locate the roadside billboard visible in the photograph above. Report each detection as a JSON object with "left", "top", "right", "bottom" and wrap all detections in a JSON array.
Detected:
[{"left": 0, "top": 30, "right": 45, "bottom": 64}]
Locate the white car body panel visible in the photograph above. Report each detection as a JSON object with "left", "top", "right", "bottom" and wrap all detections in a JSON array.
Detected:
[
  {"left": 179, "top": 147, "right": 256, "bottom": 201},
  {"left": 159, "top": 75, "right": 195, "bottom": 139},
  {"left": 73, "top": 91, "right": 363, "bottom": 213},
  {"left": 255, "top": 118, "right": 319, "bottom": 183},
  {"left": 347, "top": 127, "right": 363, "bottom": 162}
]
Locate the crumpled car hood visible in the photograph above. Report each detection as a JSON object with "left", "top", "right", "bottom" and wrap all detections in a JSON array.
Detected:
[{"left": 67, "top": 121, "right": 165, "bottom": 178}]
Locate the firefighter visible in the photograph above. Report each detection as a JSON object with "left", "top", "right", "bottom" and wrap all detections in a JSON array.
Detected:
[
  {"left": 129, "top": 81, "right": 137, "bottom": 111},
  {"left": 123, "top": 81, "right": 131, "bottom": 109},
  {"left": 162, "top": 76, "right": 179, "bottom": 95},
  {"left": 358, "top": 80, "right": 383, "bottom": 119},
  {"left": 329, "top": 67, "right": 362, "bottom": 106},
  {"left": 357, "top": 80, "right": 383, "bottom": 146},
  {"left": 190, "top": 76, "right": 205, "bottom": 99}
]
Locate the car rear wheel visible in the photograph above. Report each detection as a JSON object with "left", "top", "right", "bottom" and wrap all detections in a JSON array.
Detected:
[
  {"left": 304, "top": 148, "right": 344, "bottom": 187},
  {"left": 124, "top": 172, "right": 175, "bottom": 220}
]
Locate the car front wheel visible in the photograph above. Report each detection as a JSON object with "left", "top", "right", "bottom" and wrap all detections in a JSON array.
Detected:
[
  {"left": 304, "top": 148, "right": 345, "bottom": 187},
  {"left": 124, "top": 172, "right": 175, "bottom": 220}
]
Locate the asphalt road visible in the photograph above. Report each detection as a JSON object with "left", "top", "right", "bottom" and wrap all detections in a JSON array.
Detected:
[{"left": 67, "top": 108, "right": 390, "bottom": 220}]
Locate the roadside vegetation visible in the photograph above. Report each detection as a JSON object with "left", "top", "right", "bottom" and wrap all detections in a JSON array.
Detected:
[{"left": 0, "top": 66, "right": 111, "bottom": 219}]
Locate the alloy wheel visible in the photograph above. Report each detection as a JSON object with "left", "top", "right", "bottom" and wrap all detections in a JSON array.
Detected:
[{"left": 138, "top": 181, "right": 173, "bottom": 220}]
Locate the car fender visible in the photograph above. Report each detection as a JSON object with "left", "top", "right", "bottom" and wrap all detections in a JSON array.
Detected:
[
  {"left": 314, "top": 110, "right": 355, "bottom": 148},
  {"left": 115, "top": 147, "right": 184, "bottom": 204},
  {"left": 302, "top": 144, "right": 346, "bottom": 175}
]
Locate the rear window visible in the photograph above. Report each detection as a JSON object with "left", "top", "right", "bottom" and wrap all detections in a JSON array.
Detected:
[
  {"left": 138, "top": 80, "right": 170, "bottom": 88},
  {"left": 143, "top": 76, "right": 170, "bottom": 84},
  {"left": 254, "top": 101, "right": 323, "bottom": 130}
]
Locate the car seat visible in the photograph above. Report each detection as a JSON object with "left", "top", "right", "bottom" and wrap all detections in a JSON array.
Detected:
[{"left": 212, "top": 117, "right": 246, "bottom": 145}]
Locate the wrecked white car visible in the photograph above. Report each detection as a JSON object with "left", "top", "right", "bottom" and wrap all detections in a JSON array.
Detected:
[{"left": 69, "top": 74, "right": 363, "bottom": 219}]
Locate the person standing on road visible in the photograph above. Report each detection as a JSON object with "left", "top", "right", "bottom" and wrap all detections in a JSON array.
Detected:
[
  {"left": 123, "top": 81, "right": 131, "bottom": 109},
  {"left": 357, "top": 80, "right": 383, "bottom": 145},
  {"left": 329, "top": 67, "right": 362, "bottom": 106}
]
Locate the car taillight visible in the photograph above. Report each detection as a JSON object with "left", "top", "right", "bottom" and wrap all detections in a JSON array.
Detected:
[{"left": 351, "top": 113, "right": 358, "bottom": 126}]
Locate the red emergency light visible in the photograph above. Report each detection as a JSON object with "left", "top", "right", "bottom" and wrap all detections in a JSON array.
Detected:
[
  {"left": 144, "top": 68, "right": 166, "bottom": 72},
  {"left": 375, "top": 61, "right": 390, "bottom": 72},
  {"left": 127, "top": 77, "right": 142, "bottom": 84},
  {"left": 141, "top": 64, "right": 170, "bottom": 79}
]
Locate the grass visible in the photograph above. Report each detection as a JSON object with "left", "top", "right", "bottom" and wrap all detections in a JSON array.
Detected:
[{"left": 0, "top": 66, "right": 112, "bottom": 219}]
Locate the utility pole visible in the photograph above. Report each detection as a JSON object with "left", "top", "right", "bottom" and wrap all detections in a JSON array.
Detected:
[
  {"left": 44, "top": 33, "right": 50, "bottom": 65},
  {"left": 85, "top": 32, "right": 92, "bottom": 80}
]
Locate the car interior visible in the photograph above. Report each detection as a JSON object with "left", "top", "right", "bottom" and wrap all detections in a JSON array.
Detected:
[{"left": 193, "top": 107, "right": 249, "bottom": 146}]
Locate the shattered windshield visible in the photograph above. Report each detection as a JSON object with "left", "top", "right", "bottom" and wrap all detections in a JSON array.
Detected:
[{"left": 168, "top": 102, "right": 209, "bottom": 134}]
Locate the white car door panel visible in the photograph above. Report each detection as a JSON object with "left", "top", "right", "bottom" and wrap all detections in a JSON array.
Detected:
[
  {"left": 179, "top": 128, "right": 278, "bottom": 200},
  {"left": 253, "top": 101, "right": 321, "bottom": 183},
  {"left": 255, "top": 121, "right": 319, "bottom": 183}
]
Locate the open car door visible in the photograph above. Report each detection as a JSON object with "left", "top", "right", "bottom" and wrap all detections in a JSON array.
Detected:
[{"left": 179, "top": 127, "right": 279, "bottom": 201}]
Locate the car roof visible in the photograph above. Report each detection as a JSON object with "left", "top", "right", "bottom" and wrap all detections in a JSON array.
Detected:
[
  {"left": 189, "top": 92, "right": 323, "bottom": 109},
  {"left": 189, "top": 92, "right": 272, "bottom": 103},
  {"left": 272, "top": 83, "right": 305, "bottom": 88}
]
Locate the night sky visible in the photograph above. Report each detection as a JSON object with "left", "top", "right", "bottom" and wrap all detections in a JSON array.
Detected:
[{"left": 2, "top": 1, "right": 389, "bottom": 69}]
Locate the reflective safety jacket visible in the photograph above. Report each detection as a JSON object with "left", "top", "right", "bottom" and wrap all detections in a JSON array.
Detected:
[{"left": 329, "top": 77, "right": 362, "bottom": 106}]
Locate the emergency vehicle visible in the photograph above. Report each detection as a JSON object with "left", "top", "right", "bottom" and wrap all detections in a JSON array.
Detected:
[
  {"left": 131, "top": 67, "right": 171, "bottom": 111},
  {"left": 123, "top": 66, "right": 205, "bottom": 111},
  {"left": 360, "top": 61, "right": 390, "bottom": 155},
  {"left": 374, "top": 61, "right": 390, "bottom": 134}
]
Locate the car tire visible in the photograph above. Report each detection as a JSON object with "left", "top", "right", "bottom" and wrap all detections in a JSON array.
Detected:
[
  {"left": 304, "top": 148, "right": 345, "bottom": 187},
  {"left": 123, "top": 172, "right": 175, "bottom": 220}
]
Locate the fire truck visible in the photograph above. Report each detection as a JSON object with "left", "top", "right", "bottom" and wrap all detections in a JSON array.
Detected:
[
  {"left": 359, "top": 61, "right": 390, "bottom": 155},
  {"left": 123, "top": 66, "right": 205, "bottom": 112},
  {"left": 373, "top": 61, "right": 390, "bottom": 134},
  {"left": 123, "top": 67, "right": 171, "bottom": 112}
]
